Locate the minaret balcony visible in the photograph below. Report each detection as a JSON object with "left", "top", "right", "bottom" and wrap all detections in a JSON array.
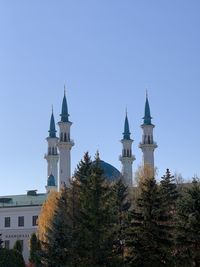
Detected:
[
  {"left": 139, "top": 142, "right": 157, "bottom": 148},
  {"left": 58, "top": 139, "right": 75, "bottom": 149},
  {"left": 44, "top": 153, "right": 59, "bottom": 159},
  {"left": 119, "top": 155, "right": 135, "bottom": 162}
]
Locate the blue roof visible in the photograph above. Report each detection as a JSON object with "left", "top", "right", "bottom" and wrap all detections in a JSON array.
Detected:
[
  {"left": 0, "top": 193, "right": 47, "bottom": 208},
  {"left": 47, "top": 174, "right": 56, "bottom": 186},
  {"left": 49, "top": 112, "right": 57, "bottom": 138},
  {"left": 93, "top": 160, "right": 121, "bottom": 182},
  {"left": 123, "top": 112, "right": 131, "bottom": 140},
  {"left": 60, "top": 92, "right": 69, "bottom": 122},
  {"left": 143, "top": 96, "right": 152, "bottom": 125}
]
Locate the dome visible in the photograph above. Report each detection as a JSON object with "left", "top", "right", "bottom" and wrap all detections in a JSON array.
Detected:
[
  {"left": 93, "top": 160, "right": 121, "bottom": 182},
  {"left": 47, "top": 174, "right": 56, "bottom": 187}
]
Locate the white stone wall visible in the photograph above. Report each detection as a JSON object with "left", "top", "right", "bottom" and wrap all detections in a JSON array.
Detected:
[
  {"left": 45, "top": 137, "right": 59, "bottom": 185},
  {"left": 0, "top": 205, "right": 42, "bottom": 263},
  {"left": 58, "top": 121, "right": 74, "bottom": 188},
  {"left": 119, "top": 139, "right": 135, "bottom": 186}
]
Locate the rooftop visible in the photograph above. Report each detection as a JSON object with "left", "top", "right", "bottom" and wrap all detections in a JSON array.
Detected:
[{"left": 0, "top": 192, "right": 47, "bottom": 208}]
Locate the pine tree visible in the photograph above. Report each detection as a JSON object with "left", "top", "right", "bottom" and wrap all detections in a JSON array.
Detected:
[
  {"left": 74, "top": 151, "right": 92, "bottom": 185},
  {"left": 175, "top": 179, "right": 200, "bottom": 266},
  {"left": 158, "top": 169, "right": 179, "bottom": 265},
  {"left": 68, "top": 152, "right": 93, "bottom": 266},
  {"left": 0, "top": 233, "right": 3, "bottom": 248},
  {"left": 42, "top": 185, "right": 73, "bottom": 267},
  {"left": 74, "top": 153, "right": 116, "bottom": 267},
  {"left": 29, "top": 233, "right": 41, "bottom": 267},
  {"left": 160, "top": 169, "right": 179, "bottom": 213},
  {"left": 0, "top": 248, "right": 25, "bottom": 267},
  {"left": 13, "top": 240, "right": 23, "bottom": 254},
  {"left": 126, "top": 176, "right": 171, "bottom": 267},
  {"left": 112, "top": 179, "right": 131, "bottom": 266}
]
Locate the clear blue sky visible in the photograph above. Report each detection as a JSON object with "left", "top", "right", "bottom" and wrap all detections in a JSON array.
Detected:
[{"left": 0, "top": 1, "right": 200, "bottom": 195}]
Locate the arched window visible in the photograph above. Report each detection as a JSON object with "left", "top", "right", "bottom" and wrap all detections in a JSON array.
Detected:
[
  {"left": 60, "top": 133, "right": 63, "bottom": 141},
  {"left": 123, "top": 149, "right": 126, "bottom": 157}
]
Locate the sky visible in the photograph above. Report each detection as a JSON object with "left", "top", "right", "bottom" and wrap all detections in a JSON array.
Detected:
[{"left": 0, "top": 0, "right": 200, "bottom": 195}]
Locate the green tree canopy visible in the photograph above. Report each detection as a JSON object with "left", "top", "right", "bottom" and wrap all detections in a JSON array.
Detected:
[
  {"left": 29, "top": 233, "right": 41, "bottom": 267},
  {"left": 0, "top": 248, "right": 25, "bottom": 267},
  {"left": 176, "top": 179, "right": 200, "bottom": 266},
  {"left": 13, "top": 240, "right": 23, "bottom": 254}
]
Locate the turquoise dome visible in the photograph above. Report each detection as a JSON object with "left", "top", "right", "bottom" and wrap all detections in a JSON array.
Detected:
[
  {"left": 93, "top": 160, "right": 121, "bottom": 182},
  {"left": 47, "top": 174, "right": 56, "bottom": 186}
]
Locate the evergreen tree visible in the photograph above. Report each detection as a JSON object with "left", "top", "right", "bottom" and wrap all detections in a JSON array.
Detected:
[
  {"left": 42, "top": 185, "right": 73, "bottom": 267},
  {"left": 0, "top": 248, "right": 25, "bottom": 267},
  {"left": 13, "top": 240, "right": 23, "bottom": 254},
  {"left": 112, "top": 179, "right": 131, "bottom": 266},
  {"left": 160, "top": 169, "right": 179, "bottom": 213},
  {"left": 69, "top": 152, "right": 93, "bottom": 266},
  {"left": 159, "top": 169, "right": 179, "bottom": 265},
  {"left": 175, "top": 179, "right": 200, "bottom": 266},
  {"left": 126, "top": 176, "right": 171, "bottom": 267},
  {"left": 0, "top": 233, "right": 3, "bottom": 248},
  {"left": 74, "top": 151, "right": 92, "bottom": 185},
  {"left": 29, "top": 233, "right": 41, "bottom": 267},
  {"left": 74, "top": 153, "right": 116, "bottom": 267}
]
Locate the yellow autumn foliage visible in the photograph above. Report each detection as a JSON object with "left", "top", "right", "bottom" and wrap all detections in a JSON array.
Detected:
[
  {"left": 37, "top": 191, "right": 59, "bottom": 243},
  {"left": 135, "top": 164, "right": 156, "bottom": 185}
]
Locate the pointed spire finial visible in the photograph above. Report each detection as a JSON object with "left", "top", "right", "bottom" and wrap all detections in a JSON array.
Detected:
[
  {"left": 51, "top": 104, "right": 54, "bottom": 114},
  {"left": 123, "top": 110, "right": 131, "bottom": 140},
  {"left": 60, "top": 89, "right": 69, "bottom": 122},
  {"left": 49, "top": 108, "right": 57, "bottom": 138},
  {"left": 64, "top": 84, "right": 66, "bottom": 96},
  {"left": 143, "top": 91, "right": 152, "bottom": 125},
  {"left": 96, "top": 150, "right": 100, "bottom": 159}
]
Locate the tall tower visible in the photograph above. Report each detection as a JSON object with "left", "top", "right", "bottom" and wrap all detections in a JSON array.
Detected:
[
  {"left": 57, "top": 90, "right": 74, "bottom": 188},
  {"left": 139, "top": 94, "right": 157, "bottom": 170},
  {"left": 44, "top": 109, "right": 59, "bottom": 193},
  {"left": 119, "top": 111, "right": 135, "bottom": 186}
]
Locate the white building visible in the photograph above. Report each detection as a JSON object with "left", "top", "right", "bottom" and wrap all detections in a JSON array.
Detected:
[
  {"left": 0, "top": 191, "right": 46, "bottom": 262},
  {"left": 0, "top": 91, "right": 157, "bottom": 262}
]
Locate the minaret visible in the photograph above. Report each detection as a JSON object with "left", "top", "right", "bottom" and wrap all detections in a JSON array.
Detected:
[
  {"left": 57, "top": 90, "right": 74, "bottom": 189},
  {"left": 139, "top": 93, "right": 157, "bottom": 170},
  {"left": 119, "top": 111, "right": 135, "bottom": 186},
  {"left": 44, "top": 108, "right": 59, "bottom": 193}
]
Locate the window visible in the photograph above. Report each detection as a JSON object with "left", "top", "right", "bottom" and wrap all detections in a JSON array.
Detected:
[
  {"left": 4, "top": 217, "right": 10, "bottom": 228},
  {"left": 32, "top": 215, "right": 38, "bottom": 226},
  {"left": 18, "top": 216, "right": 24, "bottom": 227},
  {"left": 4, "top": 240, "right": 10, "bottom": 249}
]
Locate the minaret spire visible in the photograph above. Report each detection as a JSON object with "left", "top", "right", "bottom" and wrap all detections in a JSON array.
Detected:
[
  {"left": 49, "top": 107, "right": 56, "bottom": 138},
  {"left": 139, "top": 93, "right": 157, "bottom": 170},
  {"left": 58, "top": 90, "right": 74, "bottom": 189},
  {"left": 143, "top": 91, "right": 152, "bottom": 125},
  {"left": 60, "top": 87, "right": 69, "bottom": 122},
  {"left": 119, "top": 110, "right": 135, "bottom": 186},
  {"left": 45, "top": 107, "right": 59, "bottom": 193},
  {"left": 123, "top": 109, "right": 131, "bottom": 140}
]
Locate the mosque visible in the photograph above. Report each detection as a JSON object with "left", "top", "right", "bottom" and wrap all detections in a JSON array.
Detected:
[
  {"left": 46, "top": 91, "right": 157, "bottom": 191},
  {"left": 0, "top": 91, "right": 157, "bottom": 262}
]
